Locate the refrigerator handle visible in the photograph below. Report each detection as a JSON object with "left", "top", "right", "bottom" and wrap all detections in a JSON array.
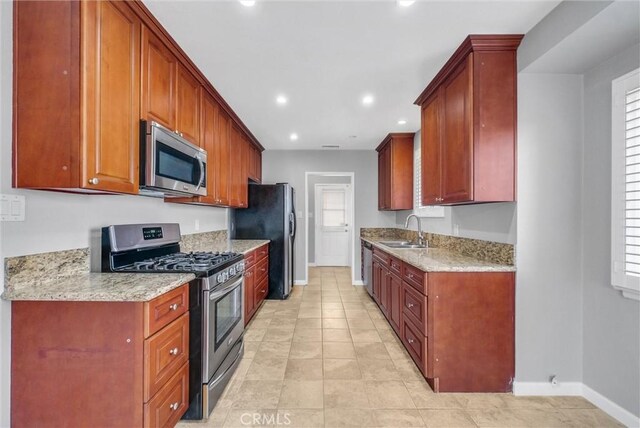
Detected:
[{"left": 289, "top": 212, "right": 296, "bottom": 238}]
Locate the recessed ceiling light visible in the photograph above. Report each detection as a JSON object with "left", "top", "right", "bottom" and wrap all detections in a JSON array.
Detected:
[
  {"left": 276, "top": 95, "right": 288, "bottom": 105},
  {"left": 398, "top": 119, "right": 407, "bottom": 125},
  {"left": 290, "top": 133, "right": 299, "bottom": 141},
  {"left": 362, "top": 94, "right": 374, "bottom": 106},
  {"left": 239, "top": 0, "right": 256, "bottom": 7},
  {"left": 397, "top": 0, "right": 416, "bottom": 7}
]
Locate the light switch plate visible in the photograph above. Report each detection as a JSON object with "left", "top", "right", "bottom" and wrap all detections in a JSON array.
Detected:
[{"left": 0, "top": 194, "right": 26, "bottom": 221}]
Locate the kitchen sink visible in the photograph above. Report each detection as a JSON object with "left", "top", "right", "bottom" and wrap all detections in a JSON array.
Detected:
[{"left": 379, "top": 241, "right": 428, "bottom": 249}]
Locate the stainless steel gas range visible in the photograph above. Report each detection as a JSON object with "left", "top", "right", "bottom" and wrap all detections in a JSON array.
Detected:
[{"left": 101, "top": 223, "right": 244, "bottom": 420}]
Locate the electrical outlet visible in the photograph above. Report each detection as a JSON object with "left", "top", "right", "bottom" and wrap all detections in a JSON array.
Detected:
[
  {"left": 0, "top": 194, "right": 26, "bottom": 222},
  {"left": 453, "top": 224, "right": 460, "bottom": 236}
]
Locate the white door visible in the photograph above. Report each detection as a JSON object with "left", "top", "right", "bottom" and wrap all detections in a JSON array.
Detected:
[{"left": 315, "top": 184, "right": 351, "bottom": 266}]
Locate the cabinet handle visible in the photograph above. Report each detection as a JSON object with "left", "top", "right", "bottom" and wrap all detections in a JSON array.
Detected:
[
  {"left": 169, "top": 402, "right": 179, "bottom": 411},
  {"left": 88, "top": 178, "right": 99, "bottom": 185},
  {"left": 169, "top": 347, "right": 179, "bottom": 355},
  {"left": 408, "top": 273, "right": 414, "bottom": 279},
  {"left": 407, "top": 303, "right": 414, "bottom": 308},
  {"left": 408, "top": 338, "right": 415, "bottom": 344},
  {"left": 169, "top": 303, "right": 178, "bottom": 311}
]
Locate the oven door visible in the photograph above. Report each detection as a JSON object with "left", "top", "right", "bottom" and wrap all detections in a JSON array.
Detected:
[{"left": 204, "top": 276, "right": 244, "bottom": 382}]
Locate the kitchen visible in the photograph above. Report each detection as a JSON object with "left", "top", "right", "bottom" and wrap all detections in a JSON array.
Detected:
[{"left": 0, "top": 0, "right": 639, "bottom": 427}]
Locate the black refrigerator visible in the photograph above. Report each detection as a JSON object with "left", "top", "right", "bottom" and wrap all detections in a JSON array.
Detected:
[{"left": 231, "top": 183, "right": 296, "bottom": 299}]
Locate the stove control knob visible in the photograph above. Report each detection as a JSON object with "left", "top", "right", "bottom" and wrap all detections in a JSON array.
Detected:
[
  {"left": 230, "top": 267, "right": 236, "bottom": 276},
  {"left": 216, "top": 273, "right": 223, "bottom": 283}
]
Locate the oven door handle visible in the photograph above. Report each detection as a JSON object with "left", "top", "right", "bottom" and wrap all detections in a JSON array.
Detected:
[
  {"left": 195, "top": 155, "right": 205, "bottom": 192},
  {"left": 209, "top": 276, "right": 243, "bottom": 300}
]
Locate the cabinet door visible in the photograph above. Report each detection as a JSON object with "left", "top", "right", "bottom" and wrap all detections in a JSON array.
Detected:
[
  {"left": 228, "top": 124, "right": 243, "bottom": 207},
  {"left": 215, "top": 108, "right": 231, "bottom": 205},
  {"left": 199, "top": 94, "right": 217, "bottom": 205},
  {"left": 378, "top": 152, "right": 385, "bottom": 210},
  {"left": 441, "top": 56, "right": 473, "bottom": 203},
  {"left": 244, "top": 266, "right": 255, "bottom": 325},
  {"left": 141, "top": 26, "right": 177, "bottom": 130},
  {"left": 380, "top": 267, "right": 390, "bottom": 316},
  {"left": 378, "top": 147, "right": 390, "bottom": 210},
  {"left": 239, "top": 135, "right": 249, "bottom": 208},
  {"left": 176, "top": 65, "right": 201, "bottom": 145},
  {"left": 421, "top": 93, "right": 442, "bottom": 205},
  {"left": 389, "top": 272, "right": 402, "bottom": 333},
  {"left": 372, "top": 260, "right": 382, "bottom": 304},
  {"left": 82, "top": 0, "right": 140, "bottom": 194},
  {"left": 256, "top": 149, "right": 262, "bottom": 183}
]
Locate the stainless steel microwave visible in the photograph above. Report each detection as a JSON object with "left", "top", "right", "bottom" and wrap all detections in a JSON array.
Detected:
[{"left": 140, "top": 121, "right": 207, "bottom": 197}]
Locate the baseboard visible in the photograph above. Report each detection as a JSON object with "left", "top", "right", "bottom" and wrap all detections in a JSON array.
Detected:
[
  {"left": 512, "top": 381, "right": 582, "bottom": 396},
  {"left": 582, "top": 384, "right": 640, "bottom": 428},
  {"left": 352, "top": 280, "right": 364, "bottom": 286},
  {"left": 294, "top": 280, "right": 307, "bottom": 286},
  {"left": 513, "top": 381, "right": 639, "bottom": 427}
]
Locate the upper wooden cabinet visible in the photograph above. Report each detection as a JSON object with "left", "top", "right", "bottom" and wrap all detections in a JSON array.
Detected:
[
  {"left": 415, "top": 35, "right": 523, "bottom": 205},
  {"left": 13, "top": 0, "right": 141, "bottom": 194},
  {"left": 376, "top": 133, "right": 414, "bottom": 210},
  {"left": 141, "top": 29, "right": 201, "bottom": 146}
]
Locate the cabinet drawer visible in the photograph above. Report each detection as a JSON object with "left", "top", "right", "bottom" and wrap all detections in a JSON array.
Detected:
[
  {"left": 403, "top": 264, "right": 427, "bottom": 295},
  {"left": 402, "top": 282, "right": 427, "bottom": 335},
  {"left": 244, "top": 250, "right": 256, "bottom": 268},
  {"left": 144, "top": 362, "right": 189, "bottom": 428},
  {"left": 256, "top": 244, "right": 269, "bottom": 261},
  {"left": 144, "top": 284, "right": 189, "bottom": 337},
  {"left": 256, "top": 257, "right": 268, "bottom": 283},
  {"left": 144, "top": 313, "right": 189, "bottom": 402},
  {"left": 254, "top": 276, "right": 268, "bottom": 307},
  {"left": 389, "top": 256, "right": 402, "bottom": 276},
  {"left": 402, "top": 317, "right": 427, "bottom": 375},
  {"left": 372, "top": 247, "right": 390, "bottom": 266}
]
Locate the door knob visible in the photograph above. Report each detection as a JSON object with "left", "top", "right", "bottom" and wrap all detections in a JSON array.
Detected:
[{"left": 88, "top": 178, "right": 99, "bottom": 185}]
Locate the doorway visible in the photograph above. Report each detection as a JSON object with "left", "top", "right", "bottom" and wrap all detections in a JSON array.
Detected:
[{"left": 304, "top": 172, "right": 356, "bottom": 284}]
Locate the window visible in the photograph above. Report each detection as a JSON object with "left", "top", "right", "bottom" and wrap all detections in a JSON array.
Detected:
[
  {"left": 413, "top": 132, "right": 445, "bottom": 217},
  {"left": 321, "top": 188, "right": 346, "bottom": 227},
  {"left": 612, "top": 68, "right": 640, "bottom": 300}
]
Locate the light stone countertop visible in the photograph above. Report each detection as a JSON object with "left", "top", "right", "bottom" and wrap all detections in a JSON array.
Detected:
[
  {"left": 1, "top": 272, "right": 196, "bottom": 302},
  {"left": 363, "top": 237, "right": 515, "bottom": 273},
  {"left": 230, "top": 240, "right": 270, "bottom": 254}
]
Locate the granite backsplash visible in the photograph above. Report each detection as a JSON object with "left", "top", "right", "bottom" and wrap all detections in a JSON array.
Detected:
[{"left": 360, "top": 227, "right": 514, "bottom": 266}]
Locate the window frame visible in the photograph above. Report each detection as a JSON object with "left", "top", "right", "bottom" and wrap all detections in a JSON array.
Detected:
[{"left": 611, "top": 68, "right": 640, "bottom": 301}]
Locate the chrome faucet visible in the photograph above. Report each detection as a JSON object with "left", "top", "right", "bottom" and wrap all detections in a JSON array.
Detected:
[{"left": 404, "top": 214, "right": 427, "bottom": 247}]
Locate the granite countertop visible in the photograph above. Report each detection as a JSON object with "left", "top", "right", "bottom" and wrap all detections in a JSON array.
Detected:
[
  {"left": 362, "top": 237, "right": 515, "bottom": 273},
  {"left": 231, "top": 240, "right": 270, "bottom": 254},
  {"left": 2, "top": 272, "right": 196, "bottom": 302}
]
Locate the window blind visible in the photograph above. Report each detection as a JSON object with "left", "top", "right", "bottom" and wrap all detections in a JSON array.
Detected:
[{"left": 625, "top": 87, "right": 640, "bottom": 277}]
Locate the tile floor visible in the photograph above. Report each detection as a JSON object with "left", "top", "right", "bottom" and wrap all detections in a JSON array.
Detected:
[{"left": 178, "top": 267, "right": 622, "bottom": 428}]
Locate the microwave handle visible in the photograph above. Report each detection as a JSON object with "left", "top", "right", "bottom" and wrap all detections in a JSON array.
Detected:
[{"left": 195, "top": 156, "right": 205, "bottom": 192}]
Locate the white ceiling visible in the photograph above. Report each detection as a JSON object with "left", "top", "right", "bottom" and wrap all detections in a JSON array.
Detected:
[{"left": 144, "top": 0, "right": 560, "bottom": 150}]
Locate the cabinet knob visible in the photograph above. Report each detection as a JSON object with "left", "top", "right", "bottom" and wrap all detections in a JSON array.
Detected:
[
  {"left": 169, "top": 347, "right": 179, "bottom": 355},
  {"left": 169, "top": 402, "right": 179, "bottom": 411},
  {"left": 407, "top": 303, "right": 414, "bottom": 308},
  {"left": 88, "top": 178, "right": 99, "bottom": 185},
  {"left": 169, "top": 303, "right": 178, "bottom": 311},
  {"left": 408, "top": 338, "right": 415, "bottom": 344},
  {"left": 408, "top": 273, "right": 414, "bottom": 279}
]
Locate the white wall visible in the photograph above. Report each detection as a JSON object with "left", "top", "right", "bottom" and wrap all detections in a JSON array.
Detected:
[
  {"left": 262, "top": 150, "right": 397, "bottom": 282},
  {"left": 516, "top": 73, "right": 585, "bottom": 384},
  {"left": 0, "top": 3, "right": 228, "bottom": 424},
  {"left": 582, "top": 43, "right": 640, "bottom": 417}
]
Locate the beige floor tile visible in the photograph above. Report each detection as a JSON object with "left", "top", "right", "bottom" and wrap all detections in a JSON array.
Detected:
[
  {"left": 245, "top": 357, "right": 288, "bottom": 380},
  {"left": 365, "top": 380, "right": 416, "bottom": 409},
  {"left": 420, "top": 409, "right": 478, "bottom": 427},
  {"left": 501, "top": 395, "right": 555, "bottom": 409},
  {"left": 255, "top": 341, "right": 292, "bottom": 359},
  {"left": 345, "top": 309, "right": 371, "bottom": 319},
  {"left": 231, "top": 380, "right": 283, "bottom": 408},
  {"left": 262, "top": 327, "right": 295, "bottom": 342},
  {"left": 453, "top": 393, "right": 509, "bottom": 409},
  {"left": 273, "top": 309, "right": 300, "bottom": 319},
  {"left": 547, "top": 396, "right": 597, "bottom": 409},
  {"left": 289, "top": 341, "right": 323, "bottom": 359},
  {"left": 405, "top": 382, "right": 464, "bottom": 409},
  {"left": 354, "top": 342, "right": 391, "bottom": 360},
  {"left": 278, "top": 380, "right": 324, "bottom": 409},
  {"left": 248, "top": 318, "right": 272, "bottom": 329},
  {"left": 322, "top": 296, "right": 342, "bottom": 303},
  {"left": 323, "top": 380, "right": 371, "bottom": 409},
  {"left": 323, "top": 318, "right": 349, "bottom": 329},
  {"left": 351, "top": 329, "right": 382, "bottom": 343},
  {"left": 384, "top": 341, "right": 410, "bottom": 359},
  {"left": 347, "top": 318, "right": 376, "bottom": 330},
  {"left": 296, "top": 318, "right": 322, "bottom": 329},
  {"left": 368, "top": 310, "right": 385, "bottom": 320},
  {"left": 284, "top": 358, "right": 324, "bottom": 380},
  {"left": 466, "top": 409, "right": 530, "bottom": 427},
  {"left": 393, "top": 359, "right": 424, "bottom": 381},
  {"left": 323, "top": 358, "right": 362, "bottom": 380},
  {"left": 323, "top": 408, "right": 377, "bottom": 427},
  {"left": 298, "top": 309, "right": 322, "bottom": 319},
  {"left": 340, "top": 294, "right": 364, "bottom": 303},
  {"left": 223, "top": 409, "right": 262, "bottom": 427},
  {"left": 323, "top": 342, "right": 357, "bottom": 359},
  {"left": 559, "top": 409, "right": 624, "bottom": 427},
  {"left": 274, "top": 409, "right": 324, "bottom": 427},
  {"left": 341, "top": 302, "right": 366, "bottom": 310},
  {"left": 323, "top": 329, "right": 352, "bottom": 342},
  {"left": 244, "top": 341, "right": 260, "bottom": 359},
  {"left": 513, "top": 408, "right": 577, "bottom": 427},
  {"left": 374, "top": 409, "right": 425, "bottom": 427},
  {"left": 378, "top": 329, "right": 401, "bottom": 343},
  {"left": 322, "top": 302, "right": 344, "bottom": 310},
  {"left": 293, "top": 328, "right": 323, "bottom": 342},
  {"left": 322, "top": 309, "right": 346, "bottom": 318},
  {"left": 244, "top": 328, "right": 267, "bottom": 342},
  {"left": 359, "top": 358, "right": 401, "bottom": 380},
  {"left": 372, "top": 318, "right": 394, "bottom": 332}
]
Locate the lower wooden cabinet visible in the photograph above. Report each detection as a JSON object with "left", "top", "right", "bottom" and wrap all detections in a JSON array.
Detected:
[
  {"left": 11, "top": 284, "right": 191, "bottom": 427},
  {"left": 244, "top": 243, "right": 269, "bottom": 325},
  {"left": 369, "top": 245, "right": 515, "bottom": 393}
]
